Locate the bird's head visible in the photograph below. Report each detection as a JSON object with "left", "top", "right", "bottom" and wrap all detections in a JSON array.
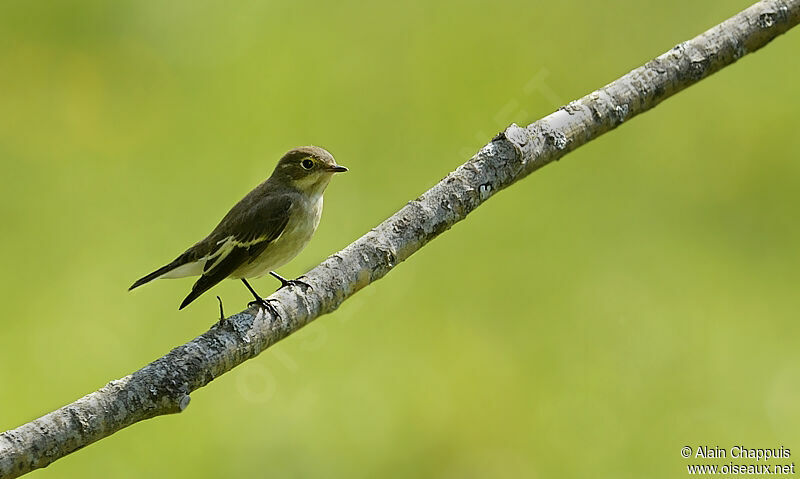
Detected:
[{"left": 270, "top": 146, "right": 347, "bottom": 195}]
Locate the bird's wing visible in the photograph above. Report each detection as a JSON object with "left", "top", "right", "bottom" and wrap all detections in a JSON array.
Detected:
[{"left": 179, "top": 194, "right": 293, "bottom": 309}]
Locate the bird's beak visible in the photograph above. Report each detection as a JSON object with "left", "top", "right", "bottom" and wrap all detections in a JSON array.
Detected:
[{"left": 327, "top": 165, "right": 348, "bottom": 173}]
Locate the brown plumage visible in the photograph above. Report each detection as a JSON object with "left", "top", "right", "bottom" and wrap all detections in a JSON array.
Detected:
[{"left": 129, "top": 146, "right": 347, "bottom": 310}]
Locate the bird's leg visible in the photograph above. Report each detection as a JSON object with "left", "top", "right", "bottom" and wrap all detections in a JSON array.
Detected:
[
  {"left": 216, "top": 296, "right": 226, "bottom": 326},
  {"left": 242, "top": 278, "right": 280, "bottom": 318},
  {"left": 242, "top": 278, "right": 265, "bottom": 302},
  {"left": 269, "top": 271, "right": 312, "bottom": 290}
]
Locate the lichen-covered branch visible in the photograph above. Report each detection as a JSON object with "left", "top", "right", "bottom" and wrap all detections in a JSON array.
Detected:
[{"left": 1, "top": 1, "right": 798, "bottom": 477}]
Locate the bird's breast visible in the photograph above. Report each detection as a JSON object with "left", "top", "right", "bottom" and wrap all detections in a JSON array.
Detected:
[{"left": 233, "top": 194, "right": 323, "bottom": 279}]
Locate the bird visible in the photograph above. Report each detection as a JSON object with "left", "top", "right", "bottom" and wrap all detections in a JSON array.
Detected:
[{"left": 129, "top": 146, "right": 347, "bottom": 313}]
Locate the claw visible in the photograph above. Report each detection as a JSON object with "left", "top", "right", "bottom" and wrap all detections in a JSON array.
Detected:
[
  {"left": 269, "top": 271, "right": 312, "bottom": 290},
  {"left": 248, "top": 298, "right": 281, "bottom": 318}
]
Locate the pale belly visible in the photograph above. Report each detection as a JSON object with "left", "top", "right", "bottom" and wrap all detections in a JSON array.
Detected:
[{"left": 230, "top": 195, "right": 323, "bottom": 279}]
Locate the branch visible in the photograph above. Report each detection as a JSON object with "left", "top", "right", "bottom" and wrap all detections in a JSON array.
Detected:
[{"left": 2, "top": 1, "right": 798, "bottom": 477}]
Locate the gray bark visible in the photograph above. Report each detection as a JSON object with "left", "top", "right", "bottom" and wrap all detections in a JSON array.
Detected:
[{"left": 1, "top": 0, "right": 798, "bottom": 477}]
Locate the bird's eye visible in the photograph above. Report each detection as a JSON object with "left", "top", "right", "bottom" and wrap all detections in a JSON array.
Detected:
[{"left": 301, "top": 159, "right": 314, "bottom": 170}]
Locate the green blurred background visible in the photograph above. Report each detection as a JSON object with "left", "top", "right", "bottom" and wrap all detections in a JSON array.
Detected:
[{"left": 1, "top": 1, "right": 799, "bottom": 477}]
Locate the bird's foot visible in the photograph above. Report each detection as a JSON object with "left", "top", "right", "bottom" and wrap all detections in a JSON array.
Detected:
[
  {"left": 282, "top": 278, "right": 312, "bottom": 290},
  {"left": 269, "top": 271, "right": 312, "bottom": 290},
  {"left": 248, "top": 297, "right": 281, "bottom": 318}
]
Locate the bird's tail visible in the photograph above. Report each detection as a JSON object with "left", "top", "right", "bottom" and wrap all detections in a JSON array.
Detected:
[
  {"left": 129, "top": 258, "right": 185, "bottom": 291},
  {"left": 178, "top": 276, "right": 216, "bottom": 310}
]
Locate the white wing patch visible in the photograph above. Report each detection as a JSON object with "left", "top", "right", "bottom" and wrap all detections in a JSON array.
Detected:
[
  {"left": 158, "top": 235, "right": 263, "bottom": 280},
  {"left": 202, "top": 237, "right": 234, "bottom": 273},
  {"left": 204, "top": 233, "right": 278, "bottom": 273},
  {"left": 215, "top": 235, "right": 272, "bottom": 248}
]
